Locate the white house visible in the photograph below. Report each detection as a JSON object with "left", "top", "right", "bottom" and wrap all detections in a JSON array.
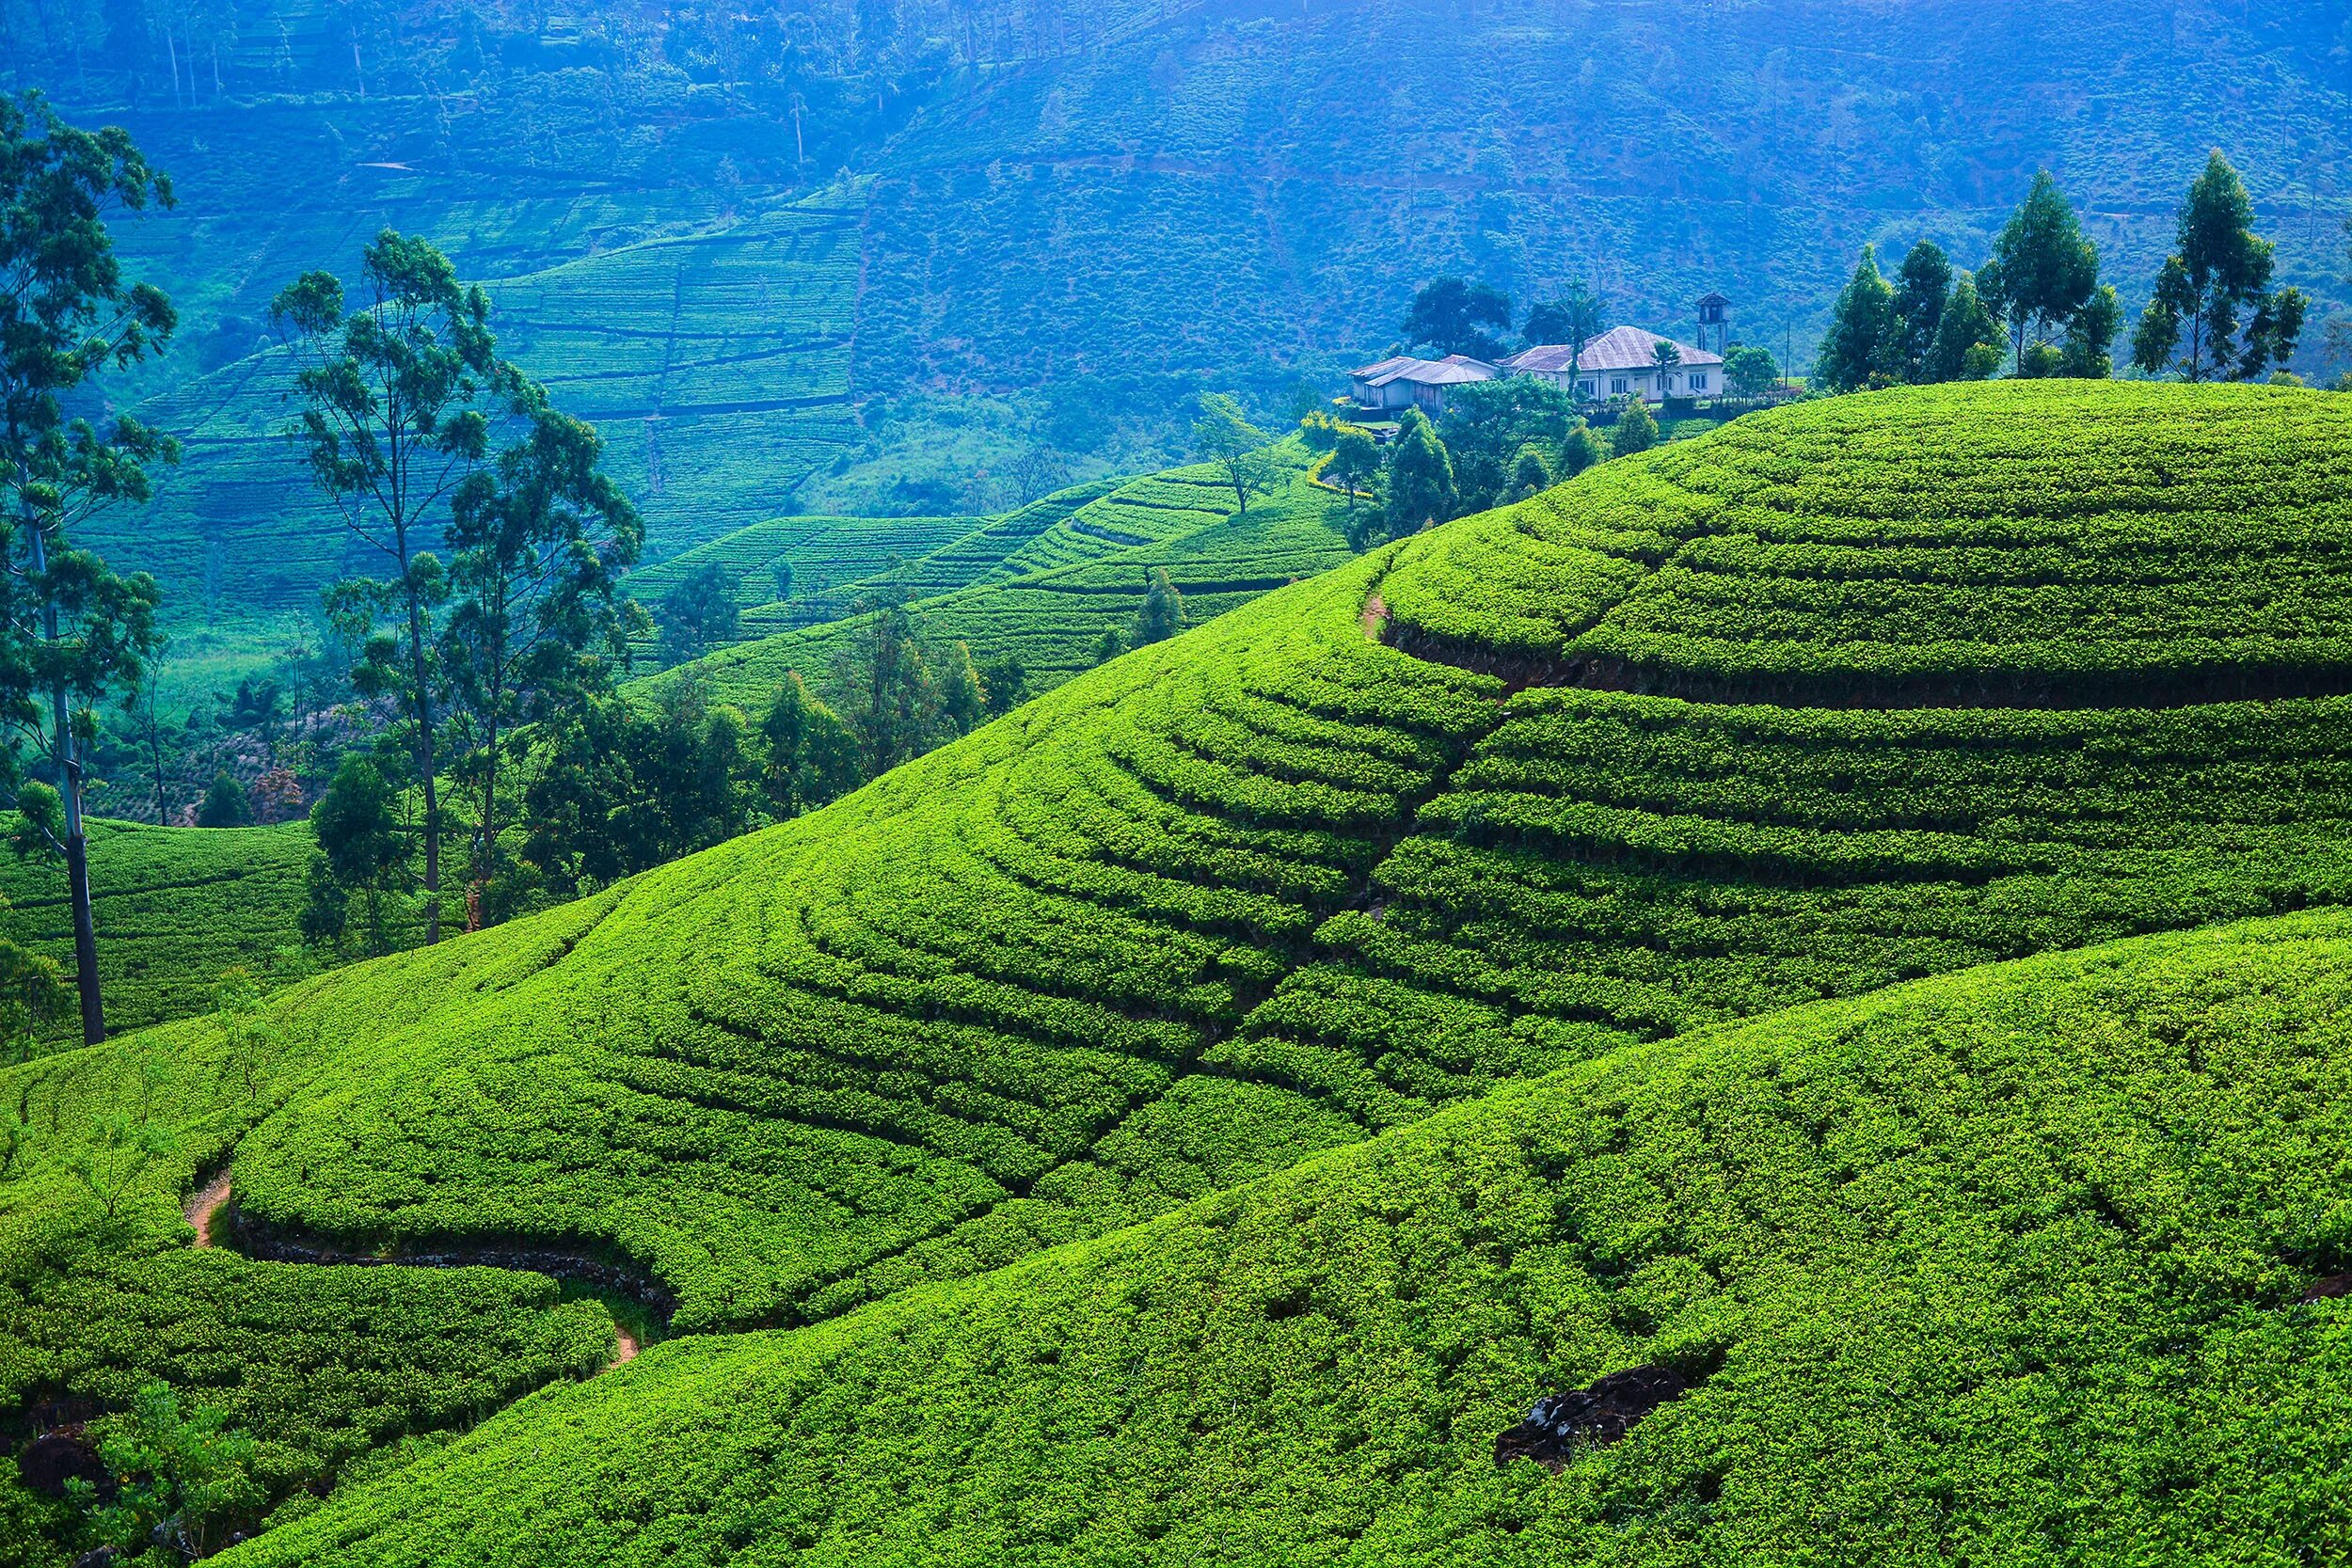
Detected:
[
  {"left": 1502, "top": 326, "right": 1723, "bottom": 404},
  {"left": 1346, "top": 353, "right": 1501, "bottom": 413}
]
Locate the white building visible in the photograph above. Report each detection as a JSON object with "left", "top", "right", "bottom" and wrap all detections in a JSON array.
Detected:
[
  {"left": 1345, "top": 353, "right": 1502, "bottom": 413},
  {"left": 1502, "top": 326, "right": 1723, "bottom": 404}
]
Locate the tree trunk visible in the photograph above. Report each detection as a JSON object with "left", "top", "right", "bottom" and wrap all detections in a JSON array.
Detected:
[
  {"left": 25, "top": 522, "right": 103, "bottom": 1044},
  {"left": 405, "top": 581, "right": 442, "bottom": 944},
  {"left": 66, "top": 831, "right": 102, "bottom": 1044}
]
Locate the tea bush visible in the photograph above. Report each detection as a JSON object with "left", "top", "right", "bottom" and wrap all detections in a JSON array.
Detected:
[
  {"left": 13, "top": 382, "right": 2352, "bottom": 1562},
  {"left": 233, "top": 911, "right": 2352, "bottom": 1566}
]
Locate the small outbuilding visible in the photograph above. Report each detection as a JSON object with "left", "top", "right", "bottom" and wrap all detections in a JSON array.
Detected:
[{"left": 1347, "top": 353, "right": 1502, "bottom": 414}]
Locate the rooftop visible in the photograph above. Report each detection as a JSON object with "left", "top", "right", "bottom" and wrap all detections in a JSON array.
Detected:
[{"left": 1505, "top": 325, "right": 1724, "bottom": 375}]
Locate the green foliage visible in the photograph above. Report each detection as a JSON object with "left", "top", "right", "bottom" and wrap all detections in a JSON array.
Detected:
[
  {"left": 1722, "top": 343, "right": 1778, "bottom": 398},
  {"left": 303, "top": 756, "right": 408, "bottom": 956},
  {"left": 1890, "top": 239, "right": 1952, "bottom": 380},
  {"left": 0, "top": 90, "right": 182, "bottom": 1046},
  {"left": 1401, "top": 276, "right": 1513, "bottom": 360},
  {"left": 655, "top": 562, "right": 741, "bottom": 667},
  {"left": 757, "top": 673, "right": 861, "bottom": 820},
  {"left": 1980, "top": 170, "right": 2103, "bottom": 372},
  {"left": 1190, "top": 393, "right": 1278, "bottom": 515},
  {"left": 69, "top": 1380, "right": 262, "bottom": 1561},
  {"left": 195, "top": 771, "right": 247, "bottom": 830},
  {"left": 0, "top": 816, "right": 312, "bottom": 1043},
  {"left": 1814, "top": 245, "right": 1899, "bottom": 392},
  {"left": 1131, "top": 568, "right": 1184, "bottom": 647},
  {"left": 1326, "top": 426, "right": 1381, "bottom": 509},
  {"left": 16, "top": 383, "right": 2352, "bottom": 1566},
  {"left": 1437, "top": 377, "right": 1578, "bottom": 515},
  {"left": 1928, "top": 272, "right": 2003, "bottom": 382},
  {"left": 1507, "top": 445, "right": 1552, "bottom": 503},
  {"left": 229, "top": 911, "right": 2352, "bottom": 1566},
  {"left": 1610, "top": 397, "right": 1660, "bottom": 455},
  {"left": 1372, "top": 408, "right": 1458, "bottom": 547},
  {"left": 272, "top": 229, "right": 508, "bottom": 948},
  {"left": 2133, "top": 150, "right": 2309, "bottom": 383},
  {"left": 1520, "top": 283, "right": 1601, "bottom": 357}
]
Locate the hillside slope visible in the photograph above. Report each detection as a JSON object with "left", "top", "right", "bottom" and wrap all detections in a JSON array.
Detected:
[
  {"left": 231, "top": 907, "right": 2352, "bottom": 1565},
  {"left": 40, "top": 0, "right": 2352, "bottom": 667},
  {"left": 645, "top": 446, "right": 1348, "bottom": 710},
  {"left": 9, "top": 382, "right": 2352, "bottom": 1560},
  {"left": 0, "top": 818, "right": 314, "bottom": 1045}
]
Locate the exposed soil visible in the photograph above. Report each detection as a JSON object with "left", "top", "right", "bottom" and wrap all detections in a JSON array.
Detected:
[
  {"left": 184, "top": 1168, "right": 233, "bottom": 1247},
  {"left": 2301, "top": 1272, "right": 2352, "bottom": 1303},
  {"left": 1495, "top": 1365, "right": 1693, "bottom": 1472},
  {"left": 1359, "top": 593, "right": 1388, "bottom": 640},
  {"left": 612, "top": 1326, "right": 642, "bottom": 1364}
]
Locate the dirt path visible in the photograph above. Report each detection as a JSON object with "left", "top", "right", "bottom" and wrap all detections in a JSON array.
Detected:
[
  {"left": 613, "top": 1327, "right": 641, "bottom": 1365},
  {"left": 1361, "top": 593, "right": 1388, "bottom": 640},
  {"left": 185, "top": 1170, "right": 233, "bottom": 1247}
]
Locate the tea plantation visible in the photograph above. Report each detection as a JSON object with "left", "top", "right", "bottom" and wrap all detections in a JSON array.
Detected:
[
  {"left": 0, "top": 818, "right": 314, "bottom": 1045},
  {"left": 10, "top": 382, "right": 2352, "bottom": 1563},
  {"left": 230, "top": 909, "right": 2352, "bottom": 1565},
  {"left": 647, "top": 448, "right": 1347, "bottom": 710}
]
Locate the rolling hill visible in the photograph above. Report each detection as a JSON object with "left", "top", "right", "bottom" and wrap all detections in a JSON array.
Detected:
[
  {"left": 8, "top": 381, "right": 2352, "bottom": 1563},
  {"left": 28, "top": 0, "right": 2351, "bottom": 691},
  {"left": 230, "top": 907, "right": 2352, "bottom": 1565}
]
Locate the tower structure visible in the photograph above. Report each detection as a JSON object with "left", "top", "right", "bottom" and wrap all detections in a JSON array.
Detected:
[{"left": 1693, "top": 292, "right": 1732, "bottom": 356}]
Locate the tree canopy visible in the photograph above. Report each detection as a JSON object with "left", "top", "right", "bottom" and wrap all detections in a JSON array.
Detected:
[
  {"left": 1400, "top": 277, "right": 1512, "bottom": 360},
  {"left": 2131, "top": 150, "right": 2307, "bottom": 382}
]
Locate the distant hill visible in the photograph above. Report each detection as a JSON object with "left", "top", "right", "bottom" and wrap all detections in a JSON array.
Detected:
[
  {"left": 30, "top": 0, "right": 2350, "bottom": 687},
  {"left": 643, "top": 445, "right": 1349, "bottom": 710},
  {"left": 12, "top": 384, "right": 2352, "bottom": 1565}
]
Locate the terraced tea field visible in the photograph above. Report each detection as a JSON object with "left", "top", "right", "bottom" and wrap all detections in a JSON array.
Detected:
[
  {"left": 0, "top": 818, "right": 314, "bottom": 1046},
  {"left": 102, "top": 193, "right": 870, "bottom": 702},
  {"left": 651, "top": 449, "right": 1344, "bottom": 709},
  {"left": 10, "top": 383, "right": 2352, "bottom": 1566}
]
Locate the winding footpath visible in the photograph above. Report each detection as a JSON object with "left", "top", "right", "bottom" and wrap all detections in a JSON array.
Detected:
[{"left": 184, "top": 1171, "right": 640, "bottom": 1367}]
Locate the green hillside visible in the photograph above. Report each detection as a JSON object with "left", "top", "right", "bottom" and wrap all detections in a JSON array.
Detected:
[
  {"left": 621, "top": 511, "right": 984, "bottom": 648},
  {"left": 230, "top": 908, "right": 2352, "bottom": 1565},
  {"left": 9, "top": 382, "right": 2352, "bottom": 1562},
  {"left": 0, "top": 819, "right": 315, "bottom": 1046},
  {"left": 24, "top": 0, "right": 2346, "bottom": 691},
  {"left": 649, "top": 447, "right": 1347, "bottom": 710},
  {"left": 110, "top": 191, "right": 873, "bottom": 699}
]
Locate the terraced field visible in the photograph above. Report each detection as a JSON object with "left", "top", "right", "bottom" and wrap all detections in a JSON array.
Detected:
[
  {"left": 0, "top": 819, "right": 315, "bottom": 1046},
  {"left": 621, "top": 512, "right": 983, "bottom": 649},
  {"left": 232, "top": 909, "right": 2352, "bottom": 1565},
  {"left": 9, "top": 382, "right": 2352, "bottom": 1564},
  {"left": 104, "top": 193, "right": 870, "bottom": 703},
  {"left": 651, "top": 450, "right": 1344, "bottom": 710}
]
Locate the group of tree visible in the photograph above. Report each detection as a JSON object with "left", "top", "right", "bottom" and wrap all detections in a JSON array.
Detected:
[
  {"left": 0, "top": 89, "right": 178, "bottom": 1044},
  {"left": 2129, "top": 151, "right": 2308, "bottom": 382},
  {"left": 1308, "top": 377, "right": 1656, "bottom": 552},
  {"left": 300, "top": 589, "right": 1025, "bottom": 949},
  {"left": 1817, "top": 172, "right": 2108, "bottom": 391},
  {"left": 1400, "top": 277, "right": 1607, "bottom": 368},
  {"left": 1818, "top": 156, "right": 2305, "bottom": 394},
  {"left": 271, "top": 226, "right": 646, "bottom": 950}
]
